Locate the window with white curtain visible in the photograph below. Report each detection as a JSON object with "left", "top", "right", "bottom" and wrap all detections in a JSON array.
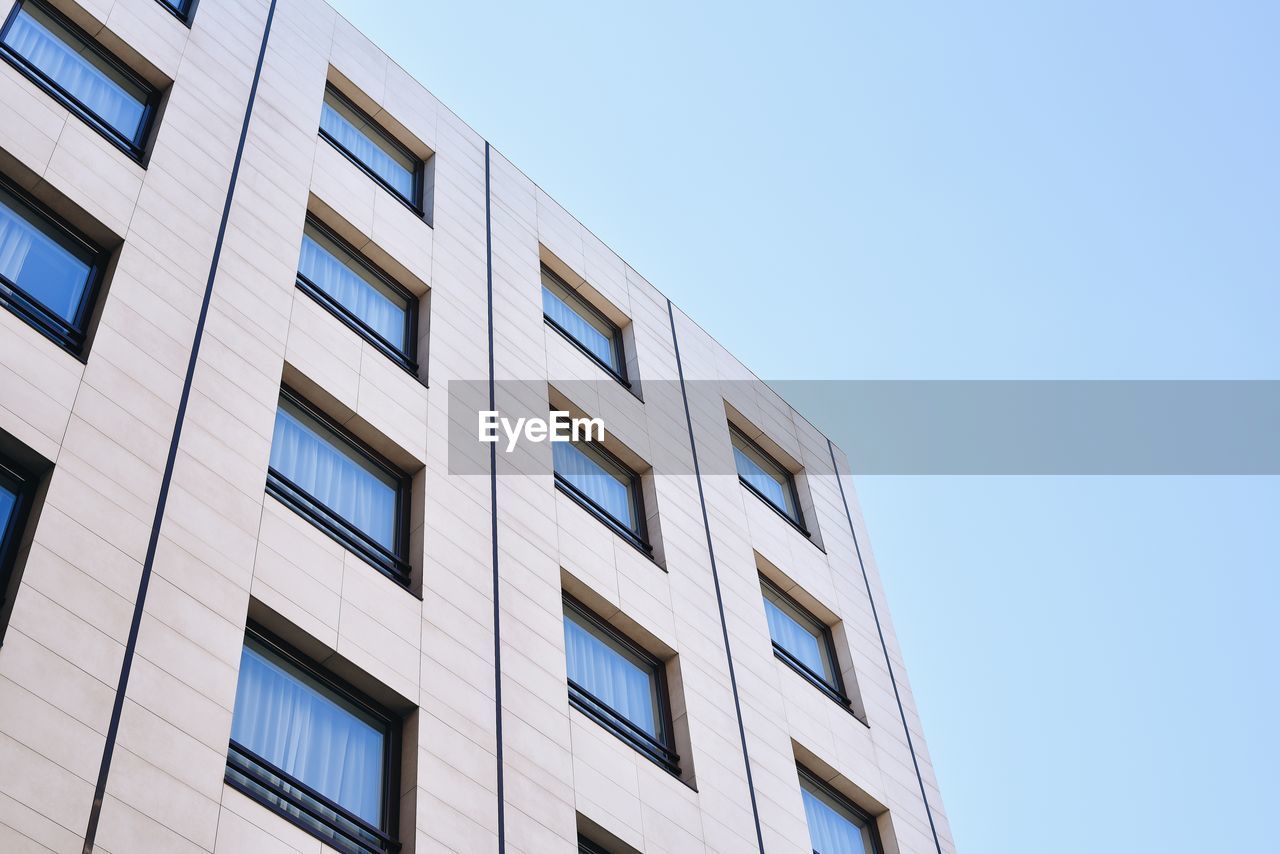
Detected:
[
  {"left": 798, "top": 768, "right": 884, "bottom": 854},
  {"left": 552, "top": 436, "right": 648, "bottom": 552},
  {"left": 0, "top": 0, "right": 156, "bottom": 157},
  {"left": 761, "top": 578, "right": 850, "bottom": 706},
  {"left": 730, "top": 425, "right": 805, "bottom": 529},
  {"left": 0, "top": 179, "right": 103, "bottom": 354},
  {"left": 296, "top": 218, "right": 417, "bottom": 372},
  {"left": 266, "top": 391, "right": 411, "bottom": 586},
  {"left": 563, "top": 596, "right": 679, "bottom": 775},
  {"left": 541, "top": 265, "right": 627, "bottom": 382},
  {"left": 320, "top": 86, "right": 422, "bottom": 210},
  {"left": 225, "top": 630, "right": 399, "bottom": 854}
]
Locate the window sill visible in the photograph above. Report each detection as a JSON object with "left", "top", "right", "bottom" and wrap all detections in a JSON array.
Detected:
[
  {"left": 295, "top": 277, "right": 421, "bottom": 381},
  {"left": 739, "top": 477, "right": 825, "bottom": 552},
  {"left": 773, "top": 646, "right": 869, "bottom": 728},
  {"left": 154, "top": 0, "right": 194, "bottom": 26},
  {"left": 568, "top": 683, "right": 681, "bottom": 777},
  {"left": 0, "top": 283, "right": 87, "bottom": 360},
  {"left": 543, "top": 316, "right": 634, "bottom": 393},
  {"left": 553, "top": 476, "right": 655, "bottom": 563},
  {"left": 266, "top": 473, "right": 414, "bottom": 592},
  {"left": 319, "top": 131, "right": 428, "bottom": 224}
]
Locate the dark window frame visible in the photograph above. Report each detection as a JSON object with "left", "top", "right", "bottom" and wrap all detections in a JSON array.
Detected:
[
  {"left": 0, "top": 456, "right": 37, "bottom": 643},
  {"left": 563, "top": 594, "right": 680, "bottom": 777},
  {"left": 541, "top": 264, "right": 629, "bottom": 387},
  {"left": 797, "top": 765, "right": 885, "bottom": 854},
  {"left": 578, "top": 836, "right": 614, "bottom": 854},
  {"left": 0, "top": 173, "right": 109, "bottom": 357},
  {"left": 155, "top": 0, "right": 197, "bottom": 26},
  {"left": 319, "top": 84, "right": 425, "bottom": 216},
  {"left": 0, "top": 0, "right": 161, "bottom": 162},
  {"left": 225, "top": 624, "right": 403, "bottom": 854},
  {"left": 761, "top": 577, "right": 852, "bottom": 710},
  {"left": 296, "top": 216, "right": 420, "bottom": 376},
  {"left": 730, "top": 424, "right": 810, "bottom": 536},
  {"left": 266, "top": 387, "right": 413, "bottom": 588},
  {"left": 552, "top": 438, "right": 651, "bottom": 558}
]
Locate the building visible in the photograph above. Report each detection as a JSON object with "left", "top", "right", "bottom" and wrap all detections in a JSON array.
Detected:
[{"left": 0, "top": 0, "right": 954, "bottom": 851}]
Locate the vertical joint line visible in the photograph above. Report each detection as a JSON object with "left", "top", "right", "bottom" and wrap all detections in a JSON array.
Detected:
[
  {"left": 484, "top": 141, "right": 506, "bottom": 853},
  {"left": 667, "top": 299, "right": 766, "bottom": 853},
  {"left": 81, "top": 0, "right": 279, "bottom": 851},
  {"left": 827, "top": 439, "right": 943, "bottom": 854}
]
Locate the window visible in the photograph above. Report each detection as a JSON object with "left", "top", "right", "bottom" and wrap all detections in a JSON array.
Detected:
[
  {"left": 226, "top": 628, "right": 399, "bottom": 854},
  {"left": 552, "top": 437, "right": 649, "bottom": 554},
  {"left": 266, "top": 390, "right": 411, "bottom": 586},
  {"left": 0, "top": 177, "right": 106, "bottom": 355},
  {"left": 155, "top": 0, "right": 194, "bottom": 23},
  {"left": 798, "top": 767, "right": 884, "bottom": 854},
  {"left": 0, "top": 0, "right": 158, "bottom": 159},
  {"left": 541, "top": 265, "right": 627, "bottom": 384},
  {"left": 563, "top": 596, "right": 679, "bottom": 775},
  {"left": 731, "top": 425, "right": 806, "bottom": 531},
  {"left": 762, "top": 578, "right": 849, "bottom": 707},
  {"left": 578, "top": 837, "right": 613, "bottom": 854},
  {"left": 320, "top": 85, "right": 422, "bottom": 212},
  {"left": 0, "top": 457, "right": 35, "bottom": 635},
  {"left": 296, "top": 217, "right": 418, "bottom": 373}
]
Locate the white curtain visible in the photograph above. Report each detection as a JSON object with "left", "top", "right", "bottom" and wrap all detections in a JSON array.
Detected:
[
  {"left": 232, "top": 643, "right": 384, "bottom": 825},
  {"left": 269, "top": 404, "right": 396, "bottom": 550},
  {"left": 542, "top": 285, "right": 615, "bottom": 366},
  {"left": 320, "top": 102, "right": 415, "bottom": 199},
  {"left": 5, "top": 8, "right": 144, "bottom": 138},
  {"left": 553, "top": 442, "right": 633, "bottom": 528},
  {"left": 299, "top": 233, "right": 405, "bottom": 347},
  {"left": 0, "top": 196, "right": 87, "bottom": 322},
  {"left": 564, "top": 613, "right": 656, "bottom": 737},
  {"left": 734, "top": 445, "right": 792, "bottom": 513},
  {"left": 764, "top": 597, "right": 826, "bottom": 676},
  {"left": 802, "top": 786, "right": 872, "bottom": 854}
]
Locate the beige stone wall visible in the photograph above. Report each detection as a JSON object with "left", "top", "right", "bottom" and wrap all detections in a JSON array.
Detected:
[{"left": 0, "top": 0, "right": 952, "bottom": 851}]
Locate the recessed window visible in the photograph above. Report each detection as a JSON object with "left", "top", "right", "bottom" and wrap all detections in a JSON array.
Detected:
[
  {"left": 541, "top": 265, "right": 627, "bottom": 384},
  {"left": 297, "top": 217, "right": 418, "bottom": 374},
  {"left": 762, "top": 578, "right": 849, "bottom": 707},
  {"left": 730, "top": 425, "right": 806, "bottom": 530},
  {"left": 320, "top": 85, "right": 422, "bottom": 212},
  {"left": 0, "top": 178, "right": 106, "bottom": 355},
  {"left": 563, "top": 596, "right": 679, "bottom": 776},
  {"left": 798, "top": 767, "right": 884, "bottom": 854},
  {"left": 0, "top": 457, "right": 34, "bottom": 632},
  {"left": 552, "top": 437, "right": 649, "bottom": 554},
  {"left": 0, "top": 0, "right": 158, "bottom": 159},
  {"left": 266, "top": 390, "right": 411, "bottom": 586},
  {"left": 155, "top": 0, "right": 193, "bottom": 23},
  {"left": 226, "top": 629, "right": 400, "bottom": 854}
]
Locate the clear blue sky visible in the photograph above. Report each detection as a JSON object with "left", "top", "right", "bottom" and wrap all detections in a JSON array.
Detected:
[{"left": 327, "top": 2, "right": 1280, "bottom": 851}]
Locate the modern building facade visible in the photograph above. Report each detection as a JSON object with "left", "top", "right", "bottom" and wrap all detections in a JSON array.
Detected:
[{"left": 0, "top": 0, "right": 954, "bottom": 851}]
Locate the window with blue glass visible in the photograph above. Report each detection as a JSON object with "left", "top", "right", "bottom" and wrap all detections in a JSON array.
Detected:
[
  {"left": 730, "top": 425, "right": 806, "bottom": 531},
  {"left": 0, "top": 453, "right": 37, "bottom": 645},
  {"left": 0, "top": 0, "right": 158, "bottom": 159},
  {"left": 266, "top": 390, "right": 411, "bottom": 586},
  {"left": 762, "top": 578, "right": 850, "bottom": 708},
  {"left": 541, "top": 265, "right": 627, "bottom": 383},
  {"left": 297, "top": 218, "right": 418, "bottom": 373},
  {"left": 799, "top": 767, "right": 884, "bottom": 854},
  {"left": 155, "top": 0, "right": 194, "bottom": 23},
  {"left": 563, "top": 596, "right": 679, "bottom": 775},
  {"left": 0, "top": 178, "right": 106, "bottom": 355},
  {"left": 552, "top": 436, "right": 648, "bottom": 554},
  {"left": 320, "top": 85, "right": 422, "bottom": 212},
  {"left": 226, "top": 628, "right": 399, "bottom": 854}
]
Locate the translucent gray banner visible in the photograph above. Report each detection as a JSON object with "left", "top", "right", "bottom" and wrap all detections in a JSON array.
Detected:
[{"left": 448, "top": 380, "right": 1280, "bottom": 475}]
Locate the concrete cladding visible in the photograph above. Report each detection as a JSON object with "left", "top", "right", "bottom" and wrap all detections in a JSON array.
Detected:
[{"left": 0, "top": 0, "right": 953, "bottom": 851}]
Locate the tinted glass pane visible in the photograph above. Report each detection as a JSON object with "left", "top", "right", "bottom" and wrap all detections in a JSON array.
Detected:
[
  {"left": 298, "top": 224, "right": 409, "bottom": 350},
  {"left": 4, "top": 4, "right": 148, "bottom": 142},
  {"left": 0, "top": 186, "right": 93, "bottom": 323},
  {"left": 0, "top": 481, "right": 17, "bottom": 542},
  {"left": 564, "top": 606, "right": 659, "bottom": 737},
  {"left": 553, "top": 440, "right": 636, "bottom": 531},
  {"left": 232, "top": 639, "right": 386, "bottom": 824},
  {"left": 801, "top": 776, "right": 877, "bottom": 854},
  {"left": 732, "top": 431, "right": 798, "bottom": 521},
  {"left": 763, "top": 587, "right": 835, "bottom": 681},
  {"left": 269, "top": 399, "right": 398, "bottom": 550},
  {"left": 320, "top": 92, "right": 416, "bottom": 201},
  {"left": 542, "top": 271, "right": 620, "bottom": 371}
]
